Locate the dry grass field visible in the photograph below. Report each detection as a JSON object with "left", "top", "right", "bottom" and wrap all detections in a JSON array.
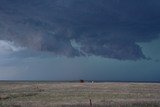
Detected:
[{"left": 0, "top": 82, "right": 160, "bottom": 107}]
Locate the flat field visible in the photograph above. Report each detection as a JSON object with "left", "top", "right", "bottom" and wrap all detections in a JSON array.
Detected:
[{"left": 0, "top": 82, "right": 160, "bottom": 107}]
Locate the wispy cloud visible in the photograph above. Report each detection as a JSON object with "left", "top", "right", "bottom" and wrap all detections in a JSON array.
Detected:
[{"left": 0, "top": 40, "right": 25, "bottom": 55}]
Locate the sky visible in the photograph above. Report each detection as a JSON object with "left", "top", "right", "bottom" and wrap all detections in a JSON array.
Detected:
[{"left": 0, "top": 0, "right": 160, "bottom": 81}]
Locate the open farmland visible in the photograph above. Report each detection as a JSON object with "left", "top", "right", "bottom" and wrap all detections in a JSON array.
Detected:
[{"left": 0, "top": 82, "right": 160, "bottom": 107}]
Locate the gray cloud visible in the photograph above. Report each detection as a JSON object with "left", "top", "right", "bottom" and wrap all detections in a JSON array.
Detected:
[{"left": 0, "top": 0, "right": 160, "bottom": 60}]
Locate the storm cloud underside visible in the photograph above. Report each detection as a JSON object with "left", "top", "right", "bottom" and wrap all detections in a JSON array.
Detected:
[{"left": 0, "top": 0, "right": 160, "bottom": 60}]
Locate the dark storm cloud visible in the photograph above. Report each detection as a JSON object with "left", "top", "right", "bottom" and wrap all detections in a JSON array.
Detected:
[{"left": 0, "top": 0, "right": 160, "bottom": 60}]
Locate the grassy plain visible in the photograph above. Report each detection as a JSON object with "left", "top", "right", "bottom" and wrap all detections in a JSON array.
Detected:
[{"left": 0, "top": 82, "right": 160, "bottom": 107}]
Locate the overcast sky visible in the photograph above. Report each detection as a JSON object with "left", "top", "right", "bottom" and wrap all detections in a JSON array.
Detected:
[{"left": 0, "top": 0, "right": 160, "bottom": 81}]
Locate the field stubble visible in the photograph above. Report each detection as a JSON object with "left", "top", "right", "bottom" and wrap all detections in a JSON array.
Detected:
[{"left": 0, "top": 82, "right": 160, "bottom": 107}]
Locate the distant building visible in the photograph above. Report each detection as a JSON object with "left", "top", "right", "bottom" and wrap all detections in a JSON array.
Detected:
[{"left": 80, "top": 80, "right": 84, "bottom": 83}]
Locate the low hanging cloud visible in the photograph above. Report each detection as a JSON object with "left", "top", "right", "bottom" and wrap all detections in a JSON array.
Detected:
[
  {"left": 0, "top": 0, "right": 160, "bottom": 60},
  {"left": 0, "top": 40, "right": 25, "bottom": 55}
]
